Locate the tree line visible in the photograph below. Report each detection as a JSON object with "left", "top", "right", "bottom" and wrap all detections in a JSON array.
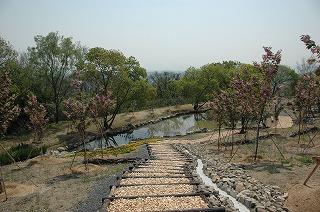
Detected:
[{"left": 0, "top": 31, "right": 315, "bottom": 140}]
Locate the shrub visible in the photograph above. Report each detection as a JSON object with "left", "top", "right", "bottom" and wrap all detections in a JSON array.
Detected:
[{"left": 0, "top": 143, "right": 48, "bottom": 165}]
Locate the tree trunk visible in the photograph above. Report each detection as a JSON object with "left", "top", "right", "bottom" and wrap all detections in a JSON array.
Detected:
[
  {"left": 82, "top": 131, "right": 88, "bottom": 171},
  {"left": 254, "top": 121, "right": 261, "bottom": 161},
  {"left": 100, "top": 131, "right": 104, "bottom": 158},
  {"left": 230, "top": 126, "right": 235, "bottom": 157},
  {"left": 240, "top": 116, "right": 246, "bottom": 134},
  {"left": 298, "top": 110, "right": 302, "bottom": 144},
  {"left": 218, "top": 125, "right": 221, "bottom": 150},
  {"left": 54, "top": 101, "right": 59, "bottom": 123}
]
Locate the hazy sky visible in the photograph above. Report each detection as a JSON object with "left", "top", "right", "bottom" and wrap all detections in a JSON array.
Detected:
[{"left": 0, "top": 0, "right": 319, "bottom": 71}]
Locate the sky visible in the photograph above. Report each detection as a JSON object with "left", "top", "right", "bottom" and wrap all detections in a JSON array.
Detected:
[{"left": 0, "top": 0, "right": 319, "bottom": 71}]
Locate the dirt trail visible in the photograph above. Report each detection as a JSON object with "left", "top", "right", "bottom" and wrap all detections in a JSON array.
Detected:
[{"left": 106, "top": 143, "right": 219, "bottom": 212}]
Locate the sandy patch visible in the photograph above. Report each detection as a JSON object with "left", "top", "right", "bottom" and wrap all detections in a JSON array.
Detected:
[
  {"left": 271, "top": 115, "right": 293, "bottom": 129},
  {"left": 285, "top": 184, "right": 320, "bottom": 212},
  {"left": 70, "top": 163, "right": 103, "bottom": 174},
  {"left": 0, "top": 182, "right": 38, "bottom": 200}
]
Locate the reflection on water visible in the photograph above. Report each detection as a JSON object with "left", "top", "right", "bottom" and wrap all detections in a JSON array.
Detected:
[{"left": 85, "top": 113, "right": 213, "bottom": 150}]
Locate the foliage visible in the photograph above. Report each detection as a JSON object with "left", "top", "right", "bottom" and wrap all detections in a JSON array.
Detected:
[
  {"left": 0, "top": 36, "right": 17, "bottom": 71},
  {"left": 88, "top": 88, "right": 114, "bottom": 154},
  {"left": 83, "top": 47, "right": 148, "bottom": 130},
  {"left": 63, "top": 70, "right": 93, "bottom": 169},
  {"left": 251, "top": 47, "right": 282, "bottom": 160},
  {"left": 179, "top": 62, "right": 237, "bottom": 110},
  {"left": 231, "top": 66, "right": 261, "bottom": 132},
  {"left": 293, "top": 35, "right": 320, "bottom": 139},
  {"left": 149, "top": 71, "right": 182, "bottom": 106},
  {"left": 300, "top": 35, "right": 320, "bottom": 75},
  {"left": 28, "top": 32, "right": 84, "bottom": 123},
  {"left": 24, "top": 94, "right": 48, "bottom": 142},
  {"left": 273, "top": 65, "right": 299, "bottom": 97},
  {"left": 0, "top": 71, "right": 20, "bottom": 136},
  {"left": 64, "top": 71, "right": 91, "bottom": 136},
  {"left": 0, "top": 143, "right": 48, "bottom": 165}
]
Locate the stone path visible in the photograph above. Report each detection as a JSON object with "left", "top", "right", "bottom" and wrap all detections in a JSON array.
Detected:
[{"left": 105, "top": 143, "right": 224, "bottom": 212}]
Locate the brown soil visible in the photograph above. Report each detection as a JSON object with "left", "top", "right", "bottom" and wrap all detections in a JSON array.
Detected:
[
  {"left": 0, "top": 182, "right": 38, "bottom": 200},
  {"left": 285, "top": 184, "right": 320, "bottom": 212},
  {"left": 0, "top": 153, "right": 129, "bottom": 211},
  {"left": 70, "top": 163, "right": 102, "bottom": 174}
]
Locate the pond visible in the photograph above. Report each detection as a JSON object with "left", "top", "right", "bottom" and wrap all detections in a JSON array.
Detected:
[{"left": 85, "top": 112, "right": 216, "bottom": 150}]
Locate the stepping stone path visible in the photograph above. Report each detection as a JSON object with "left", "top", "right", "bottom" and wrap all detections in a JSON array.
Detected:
[{"left": 106, "top": 143, "right": 224, "bottom": 212}]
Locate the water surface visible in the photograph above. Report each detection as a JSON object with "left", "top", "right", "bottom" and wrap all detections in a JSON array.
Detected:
[{"left": 85, "top": 113, "right": 215, "bottom": 150}]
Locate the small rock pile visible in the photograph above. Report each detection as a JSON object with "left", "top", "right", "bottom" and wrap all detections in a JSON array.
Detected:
[{"left": 178, "top": 143, "right": 289, "bottom": 212}]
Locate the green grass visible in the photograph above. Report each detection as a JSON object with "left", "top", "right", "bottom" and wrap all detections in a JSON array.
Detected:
[
  {"left": 76, "top": 138, "right": 159, "bottom": 157},
  {"left": 296, "top": 154, "right": 314, "bottom": 166},
  {"left": 0, "top": 143, "right": 48, "bottom": 165}
]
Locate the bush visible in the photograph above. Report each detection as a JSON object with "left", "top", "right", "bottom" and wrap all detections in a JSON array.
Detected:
[{"left": 0, "top": 143, "right": 48, "bottom": 165}]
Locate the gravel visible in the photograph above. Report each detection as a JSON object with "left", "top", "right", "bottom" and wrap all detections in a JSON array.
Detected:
[
  {"left": 137, "top": 165, "right": 185, "bottom": 170},
  {"left": 133, "top": 168, "right": 185, "bottom": 173},
  {"left": 125, "top": 172, "right": 187, "bottom": 177},
  {"left": 107, "top": 196, "right": 208, "bottom": 212},
  {"left": 119, "top": 177, "right": 192, "bottom": 185},
  {"left": 146, "top": 160, "right": 188, "bottom": 164},
  {"left": 72, "top": 144, "right": 149, "bottom": 212},
  {"left": 113, "top": 184, "right": 196, "bottom": 197}
]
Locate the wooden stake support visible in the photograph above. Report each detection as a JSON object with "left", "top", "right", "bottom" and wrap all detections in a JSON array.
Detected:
[{"left": 303, "top": 156, "right": 320, "bottom": 186}]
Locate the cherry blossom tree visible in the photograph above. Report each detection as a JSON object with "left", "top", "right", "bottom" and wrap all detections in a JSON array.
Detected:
[
  {"left": 64, "top": 71, "right": 91, "bottom": 170},
  {"left": 88, "top": 89, "right": 114, "bottom": 158},
  {"left": 252, "top": 47, "right": 282, "bottom": 160},
  {"left": 294, "top": 35, "right": 320, "bottom": 143},
  {"left": 24, "top": 94, "right": 48, "bottom": 152},
  {"left": 209, "top": 93, "right": 227, "bottom": 150},
  {"left": 300, "top": 35, "right": 320, "bottom": 75},
  {"left": 300, "top": 35, "right": 320, "bottom": 110},
  {"left": 231, "top": 69, "right": 260, "bottom": 135},
  {"left": 211, "top": 89, "right": 239, "bottom": 155},
  {"left": 294, "top": 75, "right": 318, "bottom": 128},
  {"left": 0, "top": 71, "right": 20, "bottom": 137},
  {"left": 0, "top": 71, "right": 20, "bottom": 199}
]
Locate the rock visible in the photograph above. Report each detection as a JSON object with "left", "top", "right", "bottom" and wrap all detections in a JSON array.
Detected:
[
  {"left": 59, "top": 151, "right": 68, "bottom": 156},
  {"left": 57, "top": 146, "right": 67, "bottom": 152},
  {"left": 235, "top": 182, "right": 245, "bottom": 192},
  {"left": 209, "top": 194, "right": 220, "bottom": 206},
  {"left": 222, "top": 177, "right": 231, "bottom": 182},
  {"left": 282, "top": 192, "right": 288, "bottom": 199},
  {"left": 255, "top": 205, "right": 268, "bottom": 212},
  {"left": 51, "top": 150, "right": 59, "bottom": 155}
]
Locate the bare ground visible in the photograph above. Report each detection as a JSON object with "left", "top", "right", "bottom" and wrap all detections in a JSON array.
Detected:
[{"left": 0, "top": 154, "right": 129, "bottom": 212}]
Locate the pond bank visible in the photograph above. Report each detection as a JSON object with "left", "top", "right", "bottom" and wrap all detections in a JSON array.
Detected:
[{"left": 66, "top": 108, "right": 209, "bottom": 151}]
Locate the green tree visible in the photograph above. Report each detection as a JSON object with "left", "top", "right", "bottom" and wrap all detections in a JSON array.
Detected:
[
  {"left": 179, "top": 62, "right": 237, "bottom": 110},
  {"left": 0, "top": 36, "right": 17, "bottom": 71},
  {"left": 28, "top": 32, "right": 83, "bottom": 123},
  {"left": 84, "top": 47, "right": 148, "bottom": 130},
  {"left": 273, "top": 65, "right": 299, "bottom": 97},
  {"left": 149, "top": 71, "right": 182, "bottom": 106}
]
